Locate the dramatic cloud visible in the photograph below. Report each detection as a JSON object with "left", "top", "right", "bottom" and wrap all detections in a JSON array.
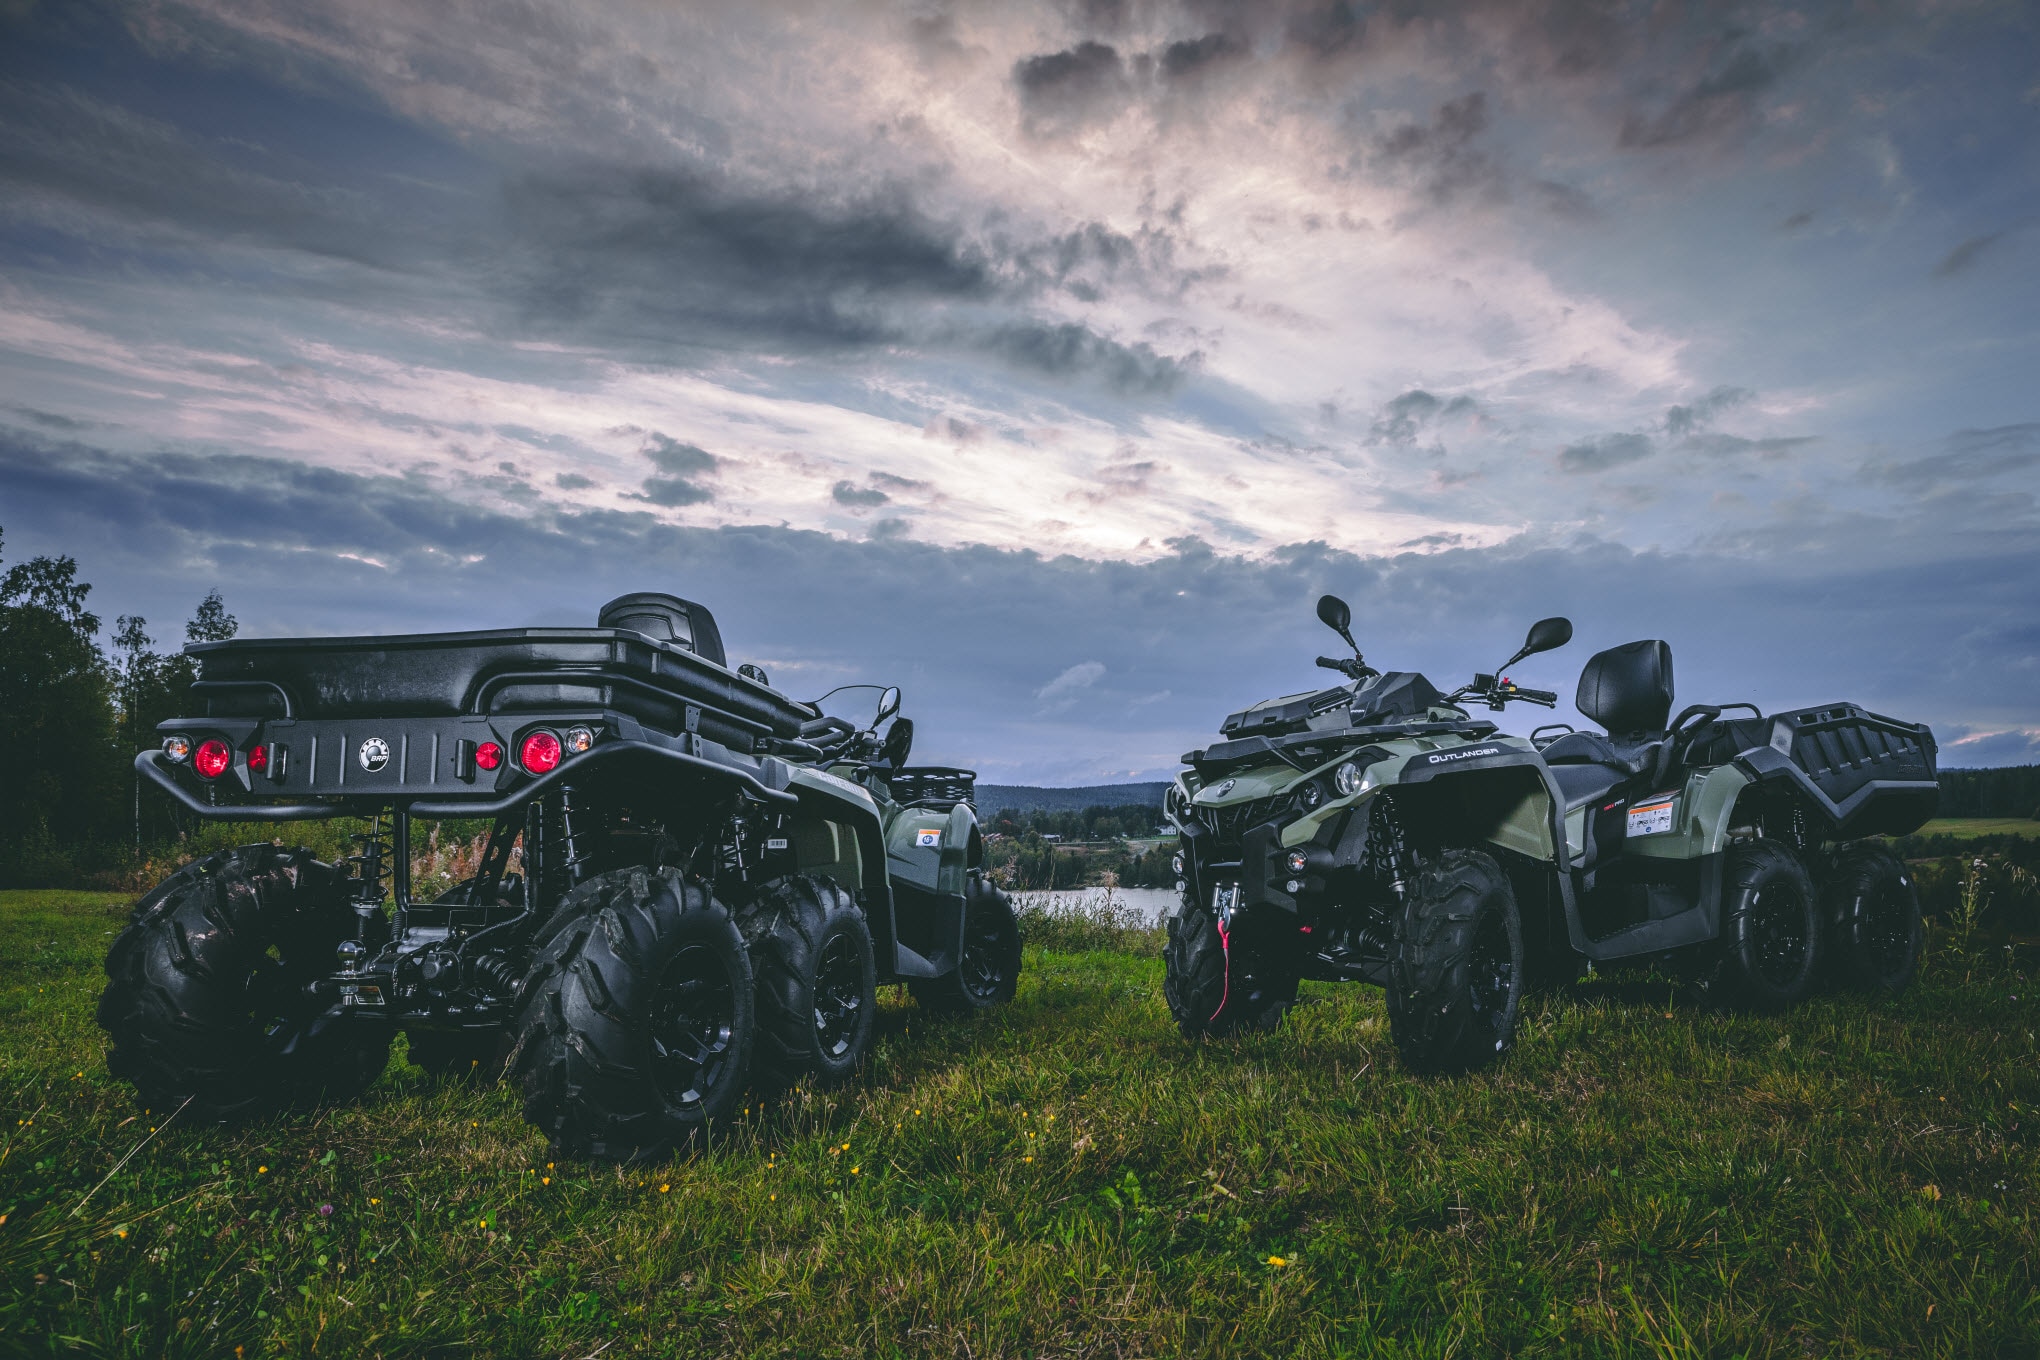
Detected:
[{"left": 0, "top": 0, "right": 2034, "bottom": 774}]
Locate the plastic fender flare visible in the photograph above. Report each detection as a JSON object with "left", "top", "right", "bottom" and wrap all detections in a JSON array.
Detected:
[
  {"left": 937, "top": 801, "right": 978, "bottom": 896},
  {"left": 1682, "top": 762, "right": 1755, "bottom": 855},
  {"left": 1390, "top": 744, "right": 1584, "bottom": 953},
  {"left": 784, "top": 768, "right": 899, "bottom": 973}
]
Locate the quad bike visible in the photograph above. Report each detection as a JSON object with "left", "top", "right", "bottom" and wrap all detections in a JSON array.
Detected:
[
  {"left": 97, "top": 592, "right": 1019, "bottom": 1159},
  {"left": 1163, "top": 594, "right": 1936, "bottom": 1073}
]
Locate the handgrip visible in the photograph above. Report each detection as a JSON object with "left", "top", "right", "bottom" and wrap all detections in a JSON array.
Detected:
[
  {"left": 1515, "top": 687, "right": 1558, "bottom": 705},
  {"left": 1316, "top": 656, "right": 1348, "bottom": 672}
]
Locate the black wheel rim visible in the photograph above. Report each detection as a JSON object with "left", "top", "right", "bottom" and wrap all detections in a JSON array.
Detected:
[
  {"left": 812, "top": 932, "right": 864, "bottom": 1061},
  {"left": 247, "top": 945, "right": 326, "bottom": 1059},
  {"left": 1466, "top": 908, "right": 1516, "bottom": 1039},
  {"left": 1749, "top": 883, "right": 1811, "bottom": 987},
  {"left": 650, "top": 943, "right": 737, "bottom": 1108},
  {"left": 957, "top": 898, "right": 1008, "bottom": 1003},
  {"left": 1858, "top": 880, "right": 1915, "bottom": 979}
]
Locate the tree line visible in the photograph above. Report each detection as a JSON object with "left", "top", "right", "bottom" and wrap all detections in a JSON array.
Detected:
[{"left": 0, "top": 529, "right": 238, "bottom": 886}]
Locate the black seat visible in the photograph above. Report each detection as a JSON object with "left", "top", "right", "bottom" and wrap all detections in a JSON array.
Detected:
[
  {"left": 1542, "top": 639, "right": 1676, "bottom": 795},
  {"left": 599, "top": 592, "right": 727, "bottom": 667},
  {"left": 1548, "top": 761, "right": 1626, "bottom": 814}
]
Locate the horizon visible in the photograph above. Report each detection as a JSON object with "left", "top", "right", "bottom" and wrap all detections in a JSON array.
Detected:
[{"left": 2, "top": 1, "right": 2035, "bottom": 782}]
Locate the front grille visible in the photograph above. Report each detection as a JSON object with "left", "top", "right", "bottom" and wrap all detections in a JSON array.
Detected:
[{"left": 1189, "top": 792, "right": 1294, "bottom": 848}]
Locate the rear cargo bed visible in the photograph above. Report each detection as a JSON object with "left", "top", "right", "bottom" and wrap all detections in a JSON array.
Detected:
[
  {"left": 189, "top": 628, "right": 810, "bottom": 748},
  {"left": 1694, "top": 701, "right": 1938, "bottom": 836}
]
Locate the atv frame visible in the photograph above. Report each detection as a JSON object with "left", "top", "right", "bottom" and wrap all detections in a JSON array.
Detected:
[
  {"left": 101, "top": 593, "right": 1019, "bottom": 1158},
  {"left": 1164, "top": 595, "right": 1937, "bottom": 1072}
]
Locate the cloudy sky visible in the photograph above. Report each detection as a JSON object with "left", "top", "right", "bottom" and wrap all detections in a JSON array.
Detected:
[{"left": 1, "top": 0, "right": 2035, "bottom": 782}]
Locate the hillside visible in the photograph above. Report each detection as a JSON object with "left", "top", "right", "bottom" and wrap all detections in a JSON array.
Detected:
[{"left": 977, "top": 782, "right": 1170, "bottom": 814}]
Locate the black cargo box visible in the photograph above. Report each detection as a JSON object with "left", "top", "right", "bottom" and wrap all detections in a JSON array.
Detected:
[
  {"left": 188, "top": 628, "right": 811, "bottom": 748},
  {"left": 1694, "top": 701, "right": 1938, "bottom": 837}
]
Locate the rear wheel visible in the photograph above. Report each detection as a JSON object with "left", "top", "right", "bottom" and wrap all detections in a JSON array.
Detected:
[
  {"left": 1162, "top": 890, "right": 1298, "bottom": 1039},
  {"left": 1716, "top": 839, "right": 1821, "bottom": 1011},
  {"left": 97, "top": 844, "right": 391, "bottom": 1122},
  {"left": 909, "top": 873, "right": 1021, "bottom": 1016},
  {"left": 1386, "top": 849, "right": 1524, "bottom": 1075},
  {"left": 510, "top": 866, "right": 753, "bottom": 1161},
  {"left": 1824, "top": 843, "right": 1922, "bottom": 995},
  {"left": 737, "top": 875, "right": 877, "bottom": 1092}
]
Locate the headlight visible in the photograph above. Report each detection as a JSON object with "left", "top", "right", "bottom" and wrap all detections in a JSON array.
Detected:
[
  {"left": 1334, "top": 760, "right": 1365, "bottom": 796},
  {"left": 1170, "top": 853, "right": 1184, "bottom": 875},
  {"left": 1297, "top": 780, "right": 1323, "bottom": 810}
]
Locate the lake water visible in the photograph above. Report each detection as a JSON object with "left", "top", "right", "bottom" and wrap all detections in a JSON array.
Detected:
[{"left": 1007, "top": 885, "right": 1181, "bottom": 926}]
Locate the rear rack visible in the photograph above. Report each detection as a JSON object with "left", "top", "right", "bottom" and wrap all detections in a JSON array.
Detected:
[{"left": 886, "top": 766, "right": 977, "bottom": 809}]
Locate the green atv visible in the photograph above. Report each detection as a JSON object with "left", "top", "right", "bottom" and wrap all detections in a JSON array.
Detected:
[
  {"left": 98, "top": 594, "right": 1020, "bottom": 1160},
  {"left": 1162, "top": 594, "right": 1937, "bottom": 1073}
]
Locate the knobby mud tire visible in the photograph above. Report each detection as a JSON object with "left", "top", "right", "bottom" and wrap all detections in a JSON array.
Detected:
[
  {"left": 1715, "top": 839, "right": 1822, "bottom": 1012},
  {"left": 908, "top": 873, "right": 1022, "bottom": 1017},
  {"left": 1162, "top": 893, "right": 1297, "bottom": 1040},
  {"left": 97, "top": 844, "right": 390, "bottom": 1123},
  {"left": 1386, "top": 849, "right": 1525, "bottom": 1076},
  {"left": 735, "top": 875, "right": 877, "bottom": 1093},
  {"left": 509, "top": 866, "right": 753, "bottom": 1162},
  {"left": 1823, "top": 842, "right": 1922, "bottom": 996}
]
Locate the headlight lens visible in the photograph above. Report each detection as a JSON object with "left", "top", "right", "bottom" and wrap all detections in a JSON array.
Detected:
[
  {"left": 1297, "top": 780, "right": 1323, "bottom": 810},
  {"left": 1334, "top": 760, "right": 1365, "bottom": 796}
]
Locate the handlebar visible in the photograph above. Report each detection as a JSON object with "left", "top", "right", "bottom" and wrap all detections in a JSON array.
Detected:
[
  {"left": 1512, "top": 686, "right": 1558, "bottom": 706},
  {"left": 1316, "top": 656, "right": 1378, "bottom": 680}
]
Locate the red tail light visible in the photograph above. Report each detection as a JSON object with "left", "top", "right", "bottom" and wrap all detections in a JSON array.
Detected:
[
  {"left": 474, "top": 741, "right": 504, "bottom": 771},
  {"left": 520, "top": 730, "right": 562, "bottom": 775},
  {"left": 247, "top": 743, "right": 268, "bottom": 773},
  {"left": 193, "top": 739, "right": 232, "bottom": 779}
]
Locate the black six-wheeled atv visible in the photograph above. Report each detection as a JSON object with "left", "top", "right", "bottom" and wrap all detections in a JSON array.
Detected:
[
  {"left": 1163, "top": 594, "right": 1935, "bottom": 1073},
  {"left": 97, "top": 592, "right": 1020, "bottom": 1160}
]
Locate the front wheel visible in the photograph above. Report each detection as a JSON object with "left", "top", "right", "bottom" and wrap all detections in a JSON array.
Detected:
[
  {"left": 909, "top": 873, "right": 1022, "bottom": 1017},
  {"left": 1162, "top": 890, "right": 1298, "bottom": 1039},
  {"left": 1823, "top": 843, "right": 1922, "bottom": 995},
  {"left": 1386, "top": 849, "right": 1524, "bottom": 1075},
  {"left": 1716, "top": 839, "right": 1822, "bottom": 1011},
  {"left": 510, "top": 867, "right": 753, "bottom": 1161},
  {"left": 97, "top": 844, "right": 391, "bottom": 1122}
]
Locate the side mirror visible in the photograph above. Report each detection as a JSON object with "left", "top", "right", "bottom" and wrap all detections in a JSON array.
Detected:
[
  {"left": 1315, "top": 593, "right": 1360, "bottom": 654},
  {"left": 1503, "top": 616, "right": 1573, "bottom": 669},
  {"left": 1523, "top": 617, "right": 1573, "bottom": 656},
  {"left": 738, "top": 662, "right": 769, "bottom": 686},
  {"left": 1316, "top": 594, "right": 1351, "bottom": 634},
  {"left": 876, "top": 686, "right": 902, "bottom": 726},
  {"left": 880, "top": 716, "right": 914, "bottom": 770}
]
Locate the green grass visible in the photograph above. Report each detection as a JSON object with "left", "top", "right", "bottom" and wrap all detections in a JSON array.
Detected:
[
  {"left": 1908, "top": 818, "right": 2040, "bottom": 840},
  {"left": 2, "top": 891, "right": 2035, "bottom": 1358}
]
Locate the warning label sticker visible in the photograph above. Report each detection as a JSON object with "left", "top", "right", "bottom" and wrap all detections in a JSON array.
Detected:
[
  {"left": 1626, "top": 799, "right": 1676, "bottom": 837},
  {"left": 915, "top": 828, "right": 942, "bottom": 848}
]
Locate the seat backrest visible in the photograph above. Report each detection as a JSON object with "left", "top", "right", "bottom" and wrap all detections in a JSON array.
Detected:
[
  {"left": 1576, "top": 639, "right": 1673, "bottom": 737},
  {"left": 598, "top": 592, "right": 728, "bottom": 668}
]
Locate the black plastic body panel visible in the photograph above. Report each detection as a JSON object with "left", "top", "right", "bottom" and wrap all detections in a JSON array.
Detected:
[{"left": 186, "top": 627, "right": 811, "bottom": 744}]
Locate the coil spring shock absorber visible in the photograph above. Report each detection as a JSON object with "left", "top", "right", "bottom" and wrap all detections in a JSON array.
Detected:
[
  {"left": 345, "top": 815, "right": 392, "bottom": 945},
  {"left": 556, "top": 786, "right": 596, "bottom": 886}
]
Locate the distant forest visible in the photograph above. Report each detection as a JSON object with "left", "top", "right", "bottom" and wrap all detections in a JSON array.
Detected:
[{"left": 0, "top": 529, "right": 2034, "bottom": 890}]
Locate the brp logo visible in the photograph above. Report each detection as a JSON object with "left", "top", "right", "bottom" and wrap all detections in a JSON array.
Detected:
[
  {"left": 358, "top": 737, "right": 391, "bottom": 773},
  {"left": 1213, "top": 778, "right": 1236, "bottom": 798}
]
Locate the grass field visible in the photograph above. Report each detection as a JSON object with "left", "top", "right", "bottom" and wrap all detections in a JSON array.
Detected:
[
  {"left": 2, "top": 890, "right": 2036, "bottom": 1359},
  {"left": 1908, "top": 818, "right": 2040, "bottom": 841}
]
